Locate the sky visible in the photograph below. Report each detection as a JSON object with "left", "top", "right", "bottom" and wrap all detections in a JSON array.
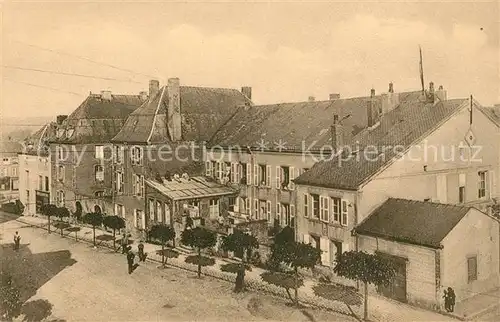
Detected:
[{"left": 1, "top": 0, "right": 499, "bottom": 120}]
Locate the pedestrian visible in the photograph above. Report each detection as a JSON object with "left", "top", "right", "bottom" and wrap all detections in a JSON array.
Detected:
[
  {"left": 447, "top": 287, "right": 456, "bottom": 313},
  {"left": 13, "top": 231, "right": 21, "bottom": 251},
  {"left": 127, "top": 250, "right": 135, "bottom": 274},
  {"left": 137, "top": 241, "right": 146, "bottom": 262},
  {"left": 121, "top": 233, "right": 129, "bottom": 254},
  {"left": 443, "top": 288, "right": 450, "bottom": 312}
]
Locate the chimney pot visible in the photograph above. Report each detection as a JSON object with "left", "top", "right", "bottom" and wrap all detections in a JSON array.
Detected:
[
  {"left": 241, "top": 86, "right": 252, "bottom": 100},
  {"left": 371, "top": 88, "right": 376, "bottom": 97},
  {"left": 388, "top": 82, "right": 394, "bottom": 93},
  {"left": 56, "top": 115, "right": 68, "bottom": 125},
  {"left": 308, "top": 96, "right": 315, "bottom": 102},
  {"left": 438, "top": 85, "right": 443, "bottom": 90},
  {"left": 101, "top": 90, "right": 112, "bottom": 100},
  {"left": 329, "top": 93, "right": 340, "bottom": 100},
  {"left": 149, "top": 79, "right": 160, "bottom": 98}
]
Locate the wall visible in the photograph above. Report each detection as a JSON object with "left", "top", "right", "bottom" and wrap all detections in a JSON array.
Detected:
[
  {"left": 18, "top": 153, "right": 51, "bottom": 215},
  {"left": 441, "top": 208, "right": 500, "bottom": 302},
  {"left": 358, "top": 103, "right": 500, "bottom": 222},
  {"left": 358, "top": 235, "right": 438, "bottom": 309}
]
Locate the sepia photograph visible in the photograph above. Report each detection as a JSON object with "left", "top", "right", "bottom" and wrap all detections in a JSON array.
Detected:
[{"left": 0, "top": 0, "right": 499, "bottom": 321}]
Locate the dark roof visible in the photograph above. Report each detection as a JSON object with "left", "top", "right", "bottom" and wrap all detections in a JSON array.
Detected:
[
  {"left": 478, "top": 106, "right": 500, "bottom": 127},
  {"left": 51, "top": 93, "right": 144, "bottom": 144},
  {"left": 22, "top": 122, "right": 58, "bottom": 156},
  {"left": 354, "top": 198, "right": 471, "bottom": 248},
  {"left": 112, "top": 86, "right": 252, "bottom": 144},
  {"left": 146, "top": 176, "right": 238, "bottom": 201},
  {"left": 209, "top": 95, "right": 385, "bottom": 150},
  {"left": 0, "top": 140, "right": 23, "bottom": 157},
  {"left": 294, "top": 94, "right": 468, "bottom": 190}
]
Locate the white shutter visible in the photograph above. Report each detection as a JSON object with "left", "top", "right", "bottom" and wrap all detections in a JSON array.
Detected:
[
  {"left": 121, "top": 205, "right": 125, "bottom": 218},
  {"left": 236, "top": 163, "right": 241, "bottom": 183},
  {"left": 141, "top": 210, "right": 146, "bottom": 229},
  {"left": 205, "top": 161, "right": 211, "bottom": 176},
  {"left": 290, "top": 204, "right": 295, "bottom": 219},
  {"left": 245, "top": 198, "right": 251, "bottom": 216},
  {"left": 276, "top": 201, "right": 281, "bottom": 225},
  {"left": 290, "top": 167, "right": 296, "bottom": 190},
  {"left": 310, "top": 195, "right": 314, "bottom": 218},
  {"left": 266, "top": 165, "right": 272, "bottom": 187},
  {"left": 230, "top": 163, "right": 236, "bottom": 183},
  {"left": 341, "top": 199, "right": 348, "bottom": 226},
  {"left": 246, "top": 163, "right": 252, "bottom": 185},
  {"left": 234, "top": 197, "right": 240, "bottom": 213},
  {"left": 254, "top": 164, "right": 259, "bottom": 186},
  {"left": 254, "top": 199, "right": 259, "bottom": 219},
  {"left": 266, "top": 200, "right": 272, "bottom": 222},
  {"left": 320, "top": 237, "right": 330, "bottom": 266},
  {"left": 133, "top": 210, "right": 138, "bottom": 228},
  {"left": 436, "top": 174, "right": 448, "bottom": 203},
  {"left": 490, "top": 170, "right": 496, "bottom": 198},
  {"left": 487, "top": 170, "right": 492, "bottom": 199},
  {"left": 165, "top": 204, "right": 171, "bottom": 225},
  {"left": 303, "top": 234, "right": 310, "bottom": 244},
  {"left": 275, "top": 166, "right": 281, "bottom": 189}
]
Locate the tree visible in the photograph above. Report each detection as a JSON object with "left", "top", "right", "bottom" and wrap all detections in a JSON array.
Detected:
[
  {"left": 334, "top": 251, "right": 396, "bottom": 321},
  {"left": 54, "top": 207, "right": 70, "bottom": 236},
  {"left": 82, "top": 212, "right": 104, "bottom": 247},
  {"left": 149, "top": 224, "right": 176, "bottom": 267},
  {"left": 220, "top": 229, "right": 259, "bottom": 292},
  {"left": 0, "top": 273, "right": 22, "bottom": 321},
  {"left": 181, "top": 227, "right": 217, "bottom": 278},
  {"left": 103, "top": 215, "right": 126, "bottom": 251},
  {"left": 40, "top": 204, "right": 58, "bottom": 234},
  {"left": 312, "top": 283, "right": 363, "bottom": 320}
]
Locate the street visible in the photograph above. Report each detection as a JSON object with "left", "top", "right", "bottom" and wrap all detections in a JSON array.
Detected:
[{"left": 0, "top": 213, "right": 352, "bottom": 322}]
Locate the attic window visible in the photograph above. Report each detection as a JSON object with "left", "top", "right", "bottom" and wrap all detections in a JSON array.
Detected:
[
  {"left": 66, "top": 128, "right": 75, "bottom": 138},
  {"left": 56, "top": 129, "right": 65, "bottom": 138}
]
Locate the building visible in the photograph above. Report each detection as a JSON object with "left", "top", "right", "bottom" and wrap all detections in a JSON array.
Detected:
[
  {"left": 18, "top": 121, "right": 57, "bottom": 215},
  {"left": 354, "top": 198, "right": 499, "bottom": 310},
  {"left": 49, "top": 91, "right": 145, "bottom": 217},
  {"left": 0, "top": 140, "right": 22, "bottom": 203},
  {"left": 205, "top": 83, "right": 418, "bottom": 233},
  {"left": 294, "top": 83, "right": 500, "bottom": 283},
  {"left": 110, "top": 78, "right": 253, "bottom": 237}
]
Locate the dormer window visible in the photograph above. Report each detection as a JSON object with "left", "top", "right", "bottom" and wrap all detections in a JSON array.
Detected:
[
  {"left": 56, "top": 129, "right": 65, "bottom": 138},
  {"left": 66, "top": 128, "right": 75, "bottom": 138}
]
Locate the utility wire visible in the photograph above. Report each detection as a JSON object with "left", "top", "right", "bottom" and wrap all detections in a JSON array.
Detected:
[
  {"left": 3, "top": 78, "right": 84, "bottom": 96},
  {"left": 3, "top": 65, "right": 143, "bottom": 84},
  {"left": 9, "top": 39, "right": 159, "bottom": 80}
]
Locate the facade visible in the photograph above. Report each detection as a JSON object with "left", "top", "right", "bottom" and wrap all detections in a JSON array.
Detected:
[
  {"left": 294, "top": 83, "right": 500, "bottom": 291},
  {"left": 111, "top": 78, "right": 253, "bottom": 237},
  {"left": 355, "top": 198, "right": 500, "bottom": 310},
  {"left": 18, "top": 122, "right": 57, "bottom": 215},
  {"left": 49, "top": 91, "right": 145, "bottom": 218},
  {"left": 0, "top": 140, "right": 22, "bottom": 203}
]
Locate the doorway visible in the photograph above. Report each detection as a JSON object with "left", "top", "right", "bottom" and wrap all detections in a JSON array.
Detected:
[{"left": 377, "top": 253, "right": 407, "bottom": 303}]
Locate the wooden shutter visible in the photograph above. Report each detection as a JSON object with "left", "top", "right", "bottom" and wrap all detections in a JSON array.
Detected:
[
  {"left": 490, "top": 170, "right": 496, "bottom": 198},
  {"left": 266, "top": 200, "right": 272, "bottom": 222},
  {"left": 341, "top": 199, "right": 348, "bottom": 226},
  {"left": 304, "top": 194, "right": 309, "bottom": 218},
  {"left": 254, "top": 199, "right": 259, "bottom": 219},
  {"left": 487, "top": 170, "right": 492, "bottom": 199},
  {"left": 275, "top": 166, "right": 281, "bottom": 189},
  {"left": 266, "top": 165, "right": 272, "bottom": 187},
  {"left": 246, "top": 163, "right": 252, "bottom": 185},
  {"left": 205, "top": 161, "right": 211, "bottom": 176},
  {"left": 245, "top": 198, "right": 251, "bottom": 216},
  {"left": 133, "top": 210, "right": 138, "bottom": 228},
  {"left": 276, "top": 201, "right": 281, "bottom": 225},
  {"left": 254, "top": 164, "right": 259, "bottom": 186},
  {"left": 290, "top": 167, "right": 296, "bottom": 190}
]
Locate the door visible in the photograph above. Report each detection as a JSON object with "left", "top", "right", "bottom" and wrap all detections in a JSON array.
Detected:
[{"left": 378, "top": 254, "right": 407, "bottom": 303}]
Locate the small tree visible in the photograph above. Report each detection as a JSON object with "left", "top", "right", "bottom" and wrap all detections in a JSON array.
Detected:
[
  {"left": 82, "top": 212, "right": 104, "bottom": 247},
  {"left": 40, "top": 204, "right": 58, "bottom": 234},
  {"left": 54, "top": 207, "right": 70, "bottom": 236},
  {"left": 149, "top": 224, "right": 176, "bottom": 267},
  {"left": 220, "top": 229, "right": 259, "bottom": 292},
  {"left": 103, "top": 215, "right": 126, "bottom": 251},
  {"left": 181, "top": 227, "right": 217, "bottom": 278},
  {"left": 334, "top": 251, "right": 396, "bottom": 321}
]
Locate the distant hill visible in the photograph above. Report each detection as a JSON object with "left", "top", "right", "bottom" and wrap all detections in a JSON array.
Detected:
[{"left": 1, "top": 116, "right": 53, "bottom": 141}]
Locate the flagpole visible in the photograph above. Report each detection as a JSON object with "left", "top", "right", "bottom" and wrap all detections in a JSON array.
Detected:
[{"left": 419, "top": 46, "right": 425, "bottom": 94}]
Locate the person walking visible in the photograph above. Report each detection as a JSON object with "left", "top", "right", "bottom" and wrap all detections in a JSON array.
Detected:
[
  {"left": 443, "top": 288, "right": 450, "bottom": 312},
  {"left": 127, "top": 250, "right": 135, "bottom": 274},
  {"left": 13, "top": 231, "right": 21, "bottom": 251},
  {"left": 137, "top": 241, "right": 146, "bottom": 262},
  {"left": 447, "top": 287, "right": 456, "bottom": 313}
]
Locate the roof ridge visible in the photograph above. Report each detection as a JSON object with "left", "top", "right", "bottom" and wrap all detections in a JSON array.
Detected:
[{"left": 389, "top": 197, "right": 471, "bottom": 210}]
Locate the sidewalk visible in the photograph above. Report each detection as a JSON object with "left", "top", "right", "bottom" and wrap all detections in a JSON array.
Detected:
[{"left": 13, "top": 214, "right": 457, "bottom": 322}]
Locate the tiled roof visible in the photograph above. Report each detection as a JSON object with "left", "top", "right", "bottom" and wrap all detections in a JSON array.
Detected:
[
  {"left": 208, "top": 95, "right": 384, "bottom": 150},
  {"left": 51, "top": 93, "right": 144, "bottom": 144},
  {"left": 22, "top": 122, "right": 58, "bottom": 156},
  {"left": 354, "top": 198, "right": 471, "bottom": 248},
  {"left": 478, "top": 106, "right": 500, "bottom": 127},
  {"left": 0, "top": 140, "right": 23, "bottom": 157},
  {"left": 112, "top": 86, "right": 252, "bottom": 144},
  {"left": 146, "top": 176, "right": 238, "bottom": 201},
  {"left": 294, "top": 94, "right": 468, "bottom": 190}
]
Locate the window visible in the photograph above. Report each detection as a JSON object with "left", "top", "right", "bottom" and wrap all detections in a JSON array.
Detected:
[
  {"left": 276, "top": 202, "right": 281, "bottom": 225},
  {"left": 253, "top": 199, "right": 259, "bottom": 219},
  {"left": 282, "top": 203, "right": 295, "bottom": 227},
  {"left": 205, "top": 161, "right": 213, "bottom": 177},
  {"left": 215, "top": 162, "right": 222, "bottom": 179},
  {"left": 57, "top": 146, "right": 66, "bottom": 161},
  {"left": 12, "top": 167, "right": 17, "bottom": 177},
  {"left": 228, "top": 197, "right": 236, "bottom": 211},
  {"left": 224, "top": 162, "right": 231, "bottom": 178},
  {"left": 209, "top": 199, "right": 219, "bottom": 218},
  {"left": 240, "top": 163, "right": 247, "bottom": 184},
  {"left": 95, "top": 191, "right": 104, "bottom": 197},
  {"left": 116, "top": 171, "right": 123, "bottom": 194},
  {"left": 38, "top": 175, "right": 43, "bottom": 190},
  {"left": 246, "top": 163, "right": 252, "bottom": 186},
  {"left": 44, "top": 176, "right": 49, "bottom": 191},
  {"left": 134, "top": 209, "right": 144, "bottom": 229},
  {"left": 148, "top": 199, "right": 155, "bottom": 221},
  {"left": 266, "top": 200, "right": 272, "bottom": 223},
  {"left": 56, "top": 190, "right": 65, "bottom": 207},
  {"left": 459, "top": 173, "right": 466, "bottom": 203},
  {"left": 304, "top": 194, "right": 309, "bottom": 218},
  {"left": 331, "top": 197, "right": 341, "bottom": 223},
  {"left": 276, "top": 166, "right": 291, "bottom": 189},
  {"left": 95, "top": 165, "right": 104, "bottom": 182},
  {"left": 320, "top": 196, "right": 329, "bottom": 222},
  {"left": 95, "top": 145, "right": 104, "bottom": 159},
  {"left": 26, "top": 190, "right": 30, "bottom": 205},
  {"left": 114, "top": 146, "right": 124, "bottom": 164},
  {"left": 256, "top": 164, "right": 270, "bottom": 187},
  {"left": 478, "top": 171, "right": 487, "bottom": 198},
  {"left": 156, "top": 201, "right": 163, "bottom": 222},
  {"left": 57, "top": 166, "right": 65, "bottom": 182},
  {"left": 341, "top": 200, "right": 348, "bottom": 226},
  {"left": 230, "top": 163, "right": 241, "bottom": 183},
  {"left": 245, "top": 198, "right": 251, "bottom": 216},
  {"left": 467, "top": 256, "right": 477, "bottom": 283},
  {"left": 311, "top": 194, "right": 320, "bottom": 219},
  {"left": 164, "top": 203, "right": 171, "bottom": 224},
  {"left": 133, "top": 174, "right": 144, "bottom": 197},
  {"left": 259, "top": 200, "right": 267, "bottom": 220},
  {"left": 131, "top": 146, "right": 143, "bottom": 165},
  {"left": 115, "top": 204, "right": 125, "bottom": 218}
]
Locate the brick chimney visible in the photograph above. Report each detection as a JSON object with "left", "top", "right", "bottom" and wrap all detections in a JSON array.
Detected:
[
  {"left": 139, "top": 91, "right": 148, "bottom": 101},
  {"left": 56, "top": 115, "right": 68, "bottom": 125},
  {"left": 329, "top": 93, "right": 340, "bottom": 100},
  {"left": 331, "top": 114, "right": 343, "bottom": 151},
  {"left": 101, "top": 90, "right": 112, "bottom": 100},
  {"left": 434, "top": 85, "right": 447, "bottom": 104},
  {"left": 308, "top": 96, "right": 315, "bottom": 102},
  {"left": 388, "top": 82, "right": 394, "bottom": 93},
  {"left": 241, "top": 86, "right": 252, "bottom": 100},
  {"left": 149, "top": 79, "right": 160, "bottom": 98},
  {"left": 381, "top": 82, "right": 400, "bottom": 114},
  {"left": 167, "top": 78, "right": 181, "bottom": 141},
  {"left": 367, "top": 89, "right": 376, "bottom": 127}
]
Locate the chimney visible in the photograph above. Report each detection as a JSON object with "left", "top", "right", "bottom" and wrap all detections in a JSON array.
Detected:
[
  {"left": 329, "top": 93, "right": 340, "bottom": 100},
  {"left": 167, "top": 77, "right": 182, "bottom": 141},
  {"left": 367, "top": 89, "right": 376, "bottom": 127},
  {"left": 308, "top": 96, "right": 315, "bottom": 102},
  {"left": 149, "top": 79, "right": 160, "bottom": 98},
  {"left": 428, "top": 81, "right": 435, "bottom": 103},
  {"left": 101, "top": 90, "right": 112, "bottom": 100},
  {"left": 331, "top": 114, "right": 343, "bottom": 151},
  {"left": 56, "top": 115, "right": 68, "bottom": 125},
  {"left": 241, "top": 86, "right": 252, "bottom": 100},
  {"left": 434, "top": 85, "right": 447, "bottom": 104},
  {"left": 139, "top": 91, "right": 148, "bottom": 101},
  {"left": 371, "top": 88, "right": 376, "bottom": 98},
  {"left": 388, "top": 82, "right": 394, "bottom": 93}
]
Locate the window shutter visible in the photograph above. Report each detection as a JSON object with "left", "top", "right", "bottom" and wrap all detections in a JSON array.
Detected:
[
  {"left": 276, "top": 201, "right": 281, "bottom": 225},
  {"left": 254, "top": 164, "right": 259, "bottom": 186},
  {"left": 290, "top": 167, "right": 296, "bottom": 190},
  {"left": 245, "top": 198, "right": 251, "bottom": 216},
  {"left": 303, "top": 234, "right": 310, "bottom": 244},
  {"left": 304, "top": 194, "right": 308, "bottom": 218},
  {"left": 205, "top": 161, "right": 210, "bottom": 176},
  {"left": 254, "top": 199, "right": 259, "bottom": 219},
  {"left": 266, "top": 165, "right": 272, "bottom": 187},
  {"left": 310, "top": 195, "right": 314, "bottom": 218},
  {"left": 290, "top": 204, "right": 295, "bottom": 218},
  {"left": 275, "top": 166, "right": 281, "bottom": 189},
  {"left": 341, "top": 200, "right": 348, "bottom": 226},
  {"left": 490, "top": 170, "right": 496, "bottom": 198},
  {"left": 165, "top": 204, "right": 171, "bottom": 225},
  {"left": 487, "top": 171, "right": 492, "bottom": 198},
  {"left": 141, "top": 210, "right": 146, "bottom": 229},
  {"left": 246, "top": 163, "right": 252, "bottom": 185},
  {"left": 133, "top": 210, "right": 138, "bottom": 228},
  {"left": 266, "top": 200, "right": 272, "bottom": 222}
]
